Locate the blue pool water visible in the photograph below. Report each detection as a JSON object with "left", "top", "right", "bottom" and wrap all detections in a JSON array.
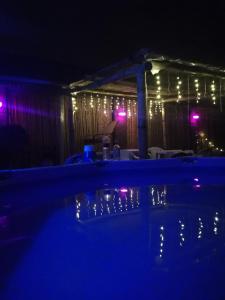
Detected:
[{"left": 1, "top": 177, "right": 225, "bottom": 299}]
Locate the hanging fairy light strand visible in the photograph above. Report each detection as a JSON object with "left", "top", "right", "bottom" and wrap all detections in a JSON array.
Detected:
[
  {"left": 146, "top": 76, "right": 153, "bottom": 119},
  {"left": 110, "top": 96, "right": 114, "bottom": 112},
  {"left": 83, "top": 93, "right": 87, "bottom": 111},
  {"left": 127, "top": 99, "right": 131, "bottom": 118},
  {"left": 90, "top": 94, "right": 94, "bottom": 108},
  {"left": 219, "top": 79, "right": 223, "bottom": 112},
  {"left": 116, "top": 97, "right": 120, "bottom": 110},
  {"left": 211, "top": 80, "right": 216, "bottom": 105},
  {"left": 155, "top": 75, "right": 163, "bottom": 112},
  {"left": 133, "top": 99, "right": 137, "bottom": 116},
  {"left": 71, "top": 93, "right": 78, "bottom": 113},
  {"left": 103, "top": 95, "right": 107, "bottom": 115},
  {"left": 194, "top": 79, "right": 201, "bottom": 103},
  {"left": 176, "top": 76, "right": 182, "bottom": 103},
  {"left": 97, "top": 94, "right": 101, "bottom": 111},
  {"left": 149, "top": 99, "right": 153, "bottom": 119},
  {"left": 122, "top": 97, "right": 125, "bottom": 110}
]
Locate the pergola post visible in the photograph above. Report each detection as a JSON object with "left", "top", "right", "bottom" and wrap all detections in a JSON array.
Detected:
[
  {"left": 136, "top": 64, "right": 148, "bottom": 158},
  {"left": 68, "top": 96, "right": 76, "bottom": 155}
]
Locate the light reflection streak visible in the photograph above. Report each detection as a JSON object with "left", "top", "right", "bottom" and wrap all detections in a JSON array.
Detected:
[{"left": 74, "top": 186, "right": 224, "bottom": 261}]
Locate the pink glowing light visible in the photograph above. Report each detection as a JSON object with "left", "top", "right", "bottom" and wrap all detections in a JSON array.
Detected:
[
  {"left": 190, "top": 112, "right": 200, "bottom": 126},
  {"left": 120, "top": 188, "right": 128, "bottom": 193},
  {"left": 118, "top": 111, "right": 126, "bottom": 117},
  {"left": 0, "top": 98, "right": 5, "bottom": 111},
  {"left": 193, "top": 184, "right": 201, "bottom": 189},
  {"left": 116, "top": 108, "right": 127, "bottom": 122},
  {"left": 194, "top": 178, "right": 199, "bottom": 182},
  {"left": 192, "top": 115, "right": 199, "bottom": 120}
]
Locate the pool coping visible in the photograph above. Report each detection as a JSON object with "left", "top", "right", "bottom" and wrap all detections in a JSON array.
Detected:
[{"left": 0, "top": 157, "right": 225, "bottom": 187}]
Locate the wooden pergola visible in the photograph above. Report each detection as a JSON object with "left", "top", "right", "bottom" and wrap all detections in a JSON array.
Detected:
[{"left": 69, "top": 49, "right": 225, "bottom": 158}]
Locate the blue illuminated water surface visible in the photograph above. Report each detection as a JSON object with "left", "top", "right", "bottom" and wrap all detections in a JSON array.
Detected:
[{"left": 1, "top": 182, "right": 225, "bottom": 300}]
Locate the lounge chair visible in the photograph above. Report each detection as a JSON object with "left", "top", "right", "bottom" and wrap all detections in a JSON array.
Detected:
[{"left": 148, "top": 147, "right": 194, "bottom": 159}]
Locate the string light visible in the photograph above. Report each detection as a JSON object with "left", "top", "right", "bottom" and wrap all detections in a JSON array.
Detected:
[
  {"left": 103, "top": 95, "right": 107, "bottom": 115},
  {"left": 128, "top": 99, "right": 131, "bottom": 118},
  {"left": 83, "top": 93, "right": 87, "bottom": 111},
  {"left": 211, "top": 80, "right": 216, "bottom": 104},
  {"left": 198, "top": 131, "right": 224, "bottom": 152},
  {"left": 194, "top": 78, "right": 201, "bottom": 103},
  {"left": 149, "top": 99, "right": 153, "bottom": 119},
  {"left": 219, "top": 79, "right": 222, "bottom": 112},
  {"left": 156, "top": 75, "right": 163, "bottom": 112},
  {"left": 176, "top": 76, "right": 182, "bottom": 103},
  {"left": 122, "top": 97, "right": 125, "bottom": 109},
  {"left": 97, "top": 94, "right": 101, "bottom": 111},
  {"left": 133, "top": 100, "right": 137, "bottom": 115},
  {"left": 110, "top": 96, "right": 114, "bottom": 112},
  {"left": 90, "top": 94, "right": 94, "bottom": 108},
  {"left": 71, "top": 94, "right": 78, "bottom": 113},
  {"left": 116, "top": 97, "right": 120, "bottom": 109}
]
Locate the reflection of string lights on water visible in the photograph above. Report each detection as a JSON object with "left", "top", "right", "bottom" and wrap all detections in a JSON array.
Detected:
[
  {"left": 75, "top": 186, "right": 225, "bottom": 224},
  {"left": 159, "top": 225, "right": 165, "bottom": 258},
  {"left": 151, "top": 186, "right": 167, "bottom": 206},
  {"left": 75, "top": 186, "right": 169, "bottom": 221},
  {"left": 74, "top": 187, "right": 224, "bottom": 246},
  {"left": 73, "top": 187, "right": 225, "bottom": 263},
  {"left": 214, "top": 212, "right": 219, "bottom": 235},
  {"left": 179, "top": 220, "right": 185, "bottom": 246},
  {"left": 75, "top": 187, "right": 141, "bottom": 220},
  {"left": 193, "top": 177, "right": 201, "bottom": 189},
  {"left": 75, "top": 199, "right": 81, "bottom": 220},
  {"left": 198, "top": 217, "right": 204, "bottom": 239}
]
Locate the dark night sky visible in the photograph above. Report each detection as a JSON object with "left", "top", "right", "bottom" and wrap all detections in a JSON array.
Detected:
[{"left": 1, "top": 1, "right": 225, "bottom": 82}]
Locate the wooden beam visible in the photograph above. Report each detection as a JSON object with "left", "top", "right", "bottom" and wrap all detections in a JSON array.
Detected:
[
  {"left": 82, "top": 89, "right": 137, "bottom": 98},
  {"left": 73, "top": 64, "right": 147, "bottom": 93}
]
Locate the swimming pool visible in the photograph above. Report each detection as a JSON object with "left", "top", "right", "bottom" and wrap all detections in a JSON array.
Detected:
[{"left": 1, "top": 158, "right": 225, "bottom": 300}]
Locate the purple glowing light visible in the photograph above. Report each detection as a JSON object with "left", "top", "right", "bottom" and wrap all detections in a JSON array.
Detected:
[
  {"left": 0, "top": 101, "right": 3, "bottom": 108},
  {"left": 194, "top": 178, "right": 199, "bottom": 182}
]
